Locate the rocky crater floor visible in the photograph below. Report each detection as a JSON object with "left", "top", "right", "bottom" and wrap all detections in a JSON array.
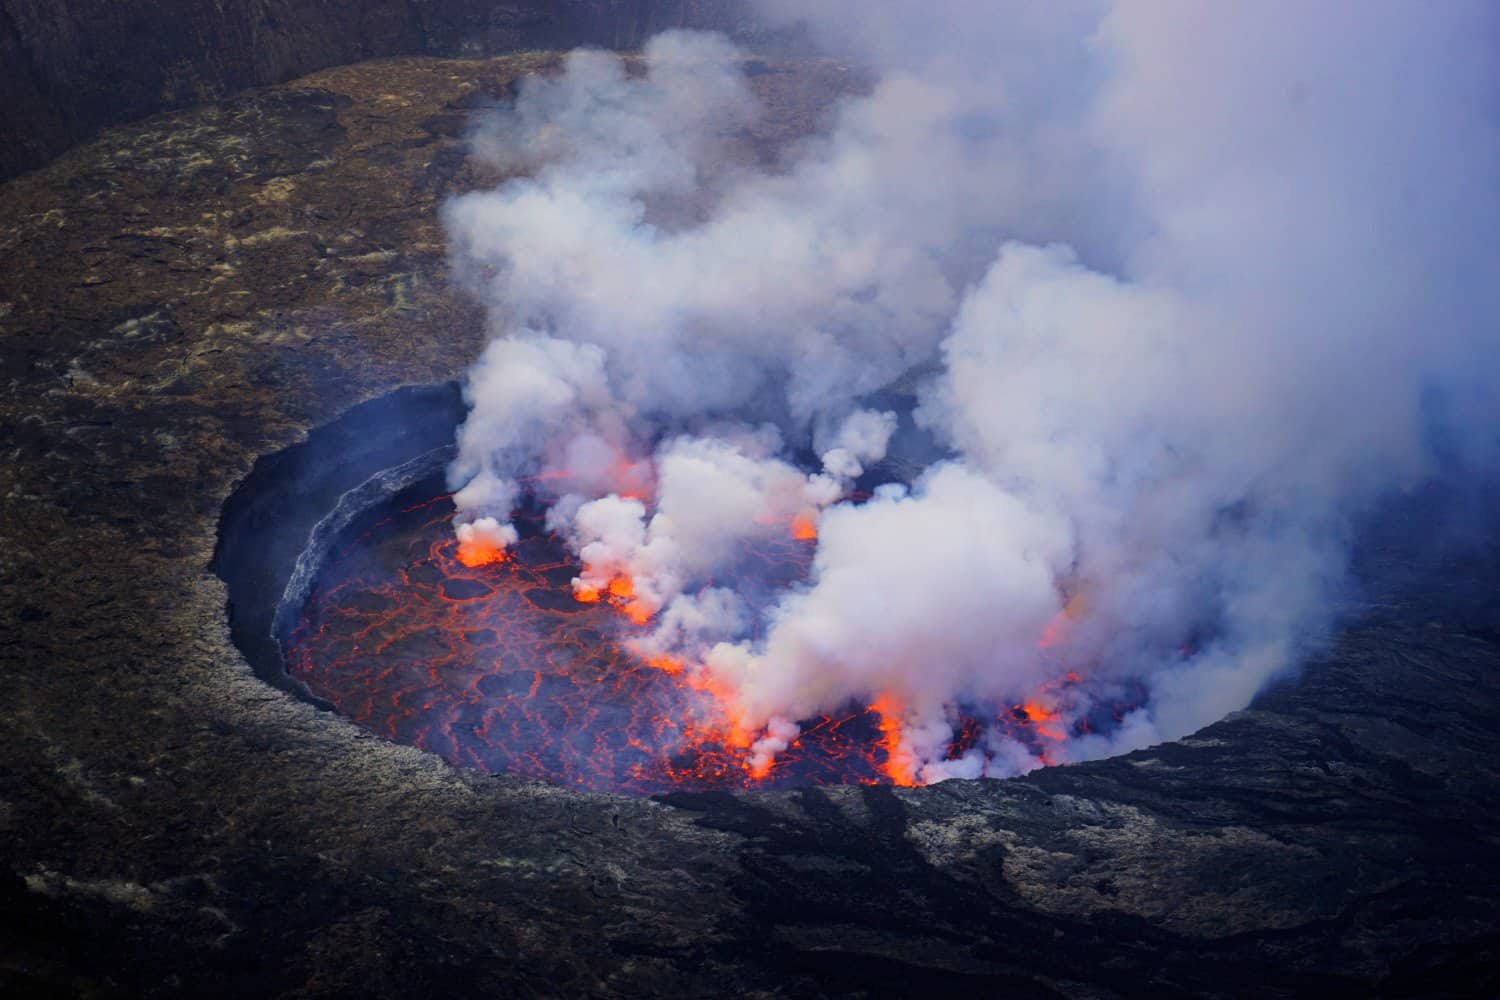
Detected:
[{"left": 2, "top": 55, "right": 1499, "bottom": 998}]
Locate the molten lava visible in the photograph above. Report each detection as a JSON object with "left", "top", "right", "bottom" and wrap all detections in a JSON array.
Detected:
[
  {"left": 869, "top": 693, "right": 919, "bottom": 786},
  {"left": 286, "top": 488, "right": 1117, "bottom": 794},
  {"left": 455, "top": 537, "right": 509, "bottom": 569}
]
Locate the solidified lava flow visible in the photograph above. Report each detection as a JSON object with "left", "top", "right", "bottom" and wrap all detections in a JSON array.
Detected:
[{"left": 286, "top": 484, "right": 1114, "bottom": 794}]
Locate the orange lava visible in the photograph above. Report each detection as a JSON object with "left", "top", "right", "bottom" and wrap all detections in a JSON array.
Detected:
[
  {"left": 582, "top": 574, "right": 654, "bottom": 625},
  {"left": 1016, "top": 700, "right": 1067, "bottom": 742},
  {"left": 869, "top": 693, "right": 919, "bottom": 786},
  {"left": 646, "top": 655, "right": 685, "bottom": 675},
  {"left": 286, "top": 489, "right": 1126, "bottom": 794},
  {"left": 790, "top": 513, "right": 818, "bottom": 541},
  {"left": 456, "top": 539, "right": 509, "bottom": 568}
]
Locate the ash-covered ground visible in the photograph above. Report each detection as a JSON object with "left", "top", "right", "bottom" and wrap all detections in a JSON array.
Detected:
[{"left": 3, "top": 55, "right": 1500, "bottom": 998}]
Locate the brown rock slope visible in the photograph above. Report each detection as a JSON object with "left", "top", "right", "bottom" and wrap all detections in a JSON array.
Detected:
[
  {"left": 0, "top": 0, "right": 770, "bottom": 180},
  {"left": 2, "top": 56, "right": 1499, "bottom": 998}
]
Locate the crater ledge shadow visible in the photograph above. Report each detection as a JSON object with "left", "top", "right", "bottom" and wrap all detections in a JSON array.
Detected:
[{"left": 213, "top": 381, "right": 466, "bottom": 707}]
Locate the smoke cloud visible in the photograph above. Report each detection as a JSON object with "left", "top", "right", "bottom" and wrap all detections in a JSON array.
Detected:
[{"left": 441, "top": 2, "right": 1500, "bottom": 781}]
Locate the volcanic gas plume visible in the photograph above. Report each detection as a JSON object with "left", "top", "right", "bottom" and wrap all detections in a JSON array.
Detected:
[
  {"left": 287, "top": 480, "right": 1127, "bottom": 791},
  {"left": 351, "top": 2, "right": 1500, "bottom": 789}
]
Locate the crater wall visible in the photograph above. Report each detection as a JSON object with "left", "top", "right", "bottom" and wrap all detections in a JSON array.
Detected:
[{"left": 0, "top": 0, "right": 764, "bottom": 179}]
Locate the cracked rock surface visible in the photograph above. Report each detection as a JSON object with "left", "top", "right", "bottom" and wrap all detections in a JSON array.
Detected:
[
  {"left": 0, "top": 0, "right": 765, "bottom": 179},
  {"left": 2, "top": 55, "right": 1498, "bottom": 998}
]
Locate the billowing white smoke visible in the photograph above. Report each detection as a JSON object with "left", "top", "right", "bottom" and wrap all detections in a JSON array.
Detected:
[{"left": 442, "top": 2, "right": 1500, "bottom": 782}]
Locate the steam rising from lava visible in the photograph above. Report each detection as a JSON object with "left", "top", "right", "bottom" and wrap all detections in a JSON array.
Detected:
[{"left": 440, "top": 3, "right": 1500, "bottom": 784}]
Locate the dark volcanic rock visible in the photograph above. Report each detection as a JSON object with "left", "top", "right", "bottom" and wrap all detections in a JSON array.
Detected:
[
  {"left": 1, "top": 54, "right": 1498, "bottom": 998},
  {"left": 441, "top": 577, "right": 494, "bottom": 600},
  {"left": 0, "top": 0, "right": 775, "bottom": 180}
]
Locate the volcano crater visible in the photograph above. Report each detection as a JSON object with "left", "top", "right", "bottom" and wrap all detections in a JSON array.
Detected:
[
  {"left": 7, "top": 49, "right": 1500, "bottom": 997},
  {"left": 218, "top": 384, "right": 1141, "bottom": 795}
]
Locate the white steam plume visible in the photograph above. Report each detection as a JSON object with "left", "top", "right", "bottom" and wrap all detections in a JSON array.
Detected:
[{"left": 442, "top": 3, "right": 1500, "bottom": 782}]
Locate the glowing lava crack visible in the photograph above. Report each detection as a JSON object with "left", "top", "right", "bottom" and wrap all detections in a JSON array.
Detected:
[{"left": 287, "top": 489, "right": 1120, "bottom": 795}]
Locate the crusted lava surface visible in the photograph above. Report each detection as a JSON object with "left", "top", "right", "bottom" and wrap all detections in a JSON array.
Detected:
[
  {"left": 3, "top": 54, "right": 1500, "bottom": 998},
  {"left": 277, "top": 473, "right": 1115, "bottom": 795},
  {"left": 285, "top": 482, "right": 846, "bottom": 794}
]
